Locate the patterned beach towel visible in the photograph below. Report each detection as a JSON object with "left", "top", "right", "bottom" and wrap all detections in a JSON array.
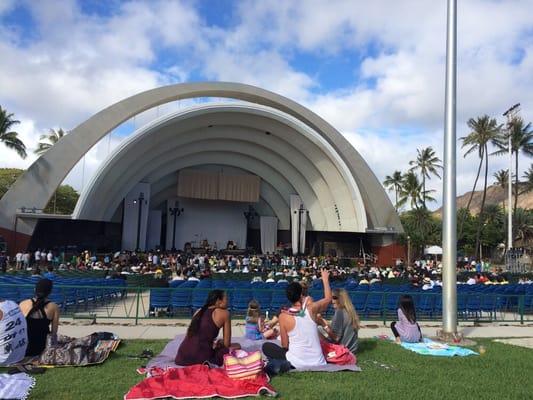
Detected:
[
  {"left": 400, "top": 338, "right": 478, "bottom": 357},
  {"left": 0, "top": 373, "right": 35, "bottom": 400},
  {"left": 37, "top": 332, "right": 120, "bottom": 367},
  {"left": 375, "top": 335, "right": 478, "bottom": 357}
]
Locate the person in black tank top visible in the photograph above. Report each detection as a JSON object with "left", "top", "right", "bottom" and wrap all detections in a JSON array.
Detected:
[
  {"left": 22, "top": 279, "right": 58, "bottom": 357},
  {"left": 175, "top": 290, "right": 233, "bottom": 366},
  {"left": 25, "top": 298, "right": 52, "bottom": 357}
]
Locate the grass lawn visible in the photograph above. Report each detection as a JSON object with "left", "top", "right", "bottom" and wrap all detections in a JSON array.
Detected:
[{"left": 1, "top": 338, "right": 532, "bottom": 400}]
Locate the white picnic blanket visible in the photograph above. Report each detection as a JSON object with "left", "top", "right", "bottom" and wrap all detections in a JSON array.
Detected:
[{"left": 0, "top": 373, "right": 35, "bottom": 400}]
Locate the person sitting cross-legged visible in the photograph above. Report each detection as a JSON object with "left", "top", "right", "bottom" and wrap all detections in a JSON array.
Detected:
[{"left": 262, "top": 268, "right": 331, "bottom": 373}]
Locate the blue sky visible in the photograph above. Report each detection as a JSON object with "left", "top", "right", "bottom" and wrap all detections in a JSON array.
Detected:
[{"left": 0, "top": 0, "right": 532, "bottom": 209}]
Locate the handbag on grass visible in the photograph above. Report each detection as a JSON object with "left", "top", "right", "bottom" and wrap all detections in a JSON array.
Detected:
[
  {"left": 320, "top": 341, "right": 356, "bottom": 365},
  {"left": 223, "top": 349, "right": 264, "bottom": 380}
]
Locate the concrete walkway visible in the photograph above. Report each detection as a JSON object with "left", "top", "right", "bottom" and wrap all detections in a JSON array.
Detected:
[
  {"left": 494, "top": 337, "right": 533, "bottom": 349},
  {"left": 57, "top": 318, "right": 533, "bottom": 340}
]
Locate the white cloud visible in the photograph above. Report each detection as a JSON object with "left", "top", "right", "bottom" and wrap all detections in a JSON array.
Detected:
[{"left": 201, "top": 49, "right": 315, "bottom": 101}]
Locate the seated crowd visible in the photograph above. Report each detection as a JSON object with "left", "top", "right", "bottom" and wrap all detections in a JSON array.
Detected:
[{"left": 3, "top": 248, "right": 529, "bottom": 291}]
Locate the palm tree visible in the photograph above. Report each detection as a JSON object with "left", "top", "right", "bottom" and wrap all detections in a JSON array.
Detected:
[
  {"left": 493, "top": 169, "right": 509, "bottom": 212},
  {"left": 460, "top": 115, "right": 502, "bottom": 258},
  {"left": 383, "top": 170, "right": 403, "bottom": 211},
  {"left": 493, "top": 116, "right": 533, "bottom": 216},
  {"left": 522, "top": 164, "right": 533, "bottom": 194},
  {"left": 513, "top": 208, "right": 533, "bottom": 244},
  {"left": 0, "top": 106, "right": 27, "bottom": 159},
  {"left": 397, "top": 171, "right": 421, "bottom": 210},
  {"left": 408, "top": 147, "right": 442, "bottom": 208},
  {"left": 34, "top": 128, "right": 67, "bottom": 213},
  {"left": 397, "top": 171, "right": 435, "bottom": 211},
  {"left": 34, "top": 128, "right": 66, "bottom": 155}
]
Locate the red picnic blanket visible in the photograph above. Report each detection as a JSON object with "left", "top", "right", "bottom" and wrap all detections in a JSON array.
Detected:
[{"left": 124, "top": 364, "right": 277, "bottom": 400}]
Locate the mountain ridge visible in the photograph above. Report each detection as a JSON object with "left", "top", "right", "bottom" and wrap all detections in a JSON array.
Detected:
[{"left": 433, "top": 184, "right": 532, "bottom": 217}]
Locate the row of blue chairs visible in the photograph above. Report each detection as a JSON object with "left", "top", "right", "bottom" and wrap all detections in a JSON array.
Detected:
[
  {"left": 0, "top": 276, "right": 127, "bottom": 310},
  {"left": 149, "top": 287, "right": 533, "bottom": 320}
]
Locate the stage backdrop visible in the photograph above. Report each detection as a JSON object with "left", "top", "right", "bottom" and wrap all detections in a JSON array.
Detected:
[
  {"left": 177, "top": 170, "right": 260, "bottom": 202},
  {"left": 166, "top": 197, "right": 248, "bottom": 251}
]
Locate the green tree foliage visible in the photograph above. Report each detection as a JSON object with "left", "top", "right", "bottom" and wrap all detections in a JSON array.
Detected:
[
  {"left": 493, "top": 169, "right": 509, "bottom": 212},
  {"left": 513, "top": 208, "right": 533, "bottom": 244},
  {"left": 43, "top": 185, "right": 79, "bottom": 215},
  {"left": 460, "top": 115, "right": 502, "bottom": 258},
  {"left": 521, "top": 164, "right": 533, "bottom": 194},
  {"left": 0, "top": 106, "right": 27, "bottom": 159},
  {"left": 397, "top": 171, "right": 435, "bottom": 211},
  {"left": 383, "top": 170, "right": 403, "bottom": 211},
  {"left": 493, "top": 116, "right": 533, "bottom": 215},
  {"left": 408, "top": 147, "right": 442, "bottom": 208},
  {"left": 480, "top": 204, "right": 505, "bottom": 251},
  {"left": 34, "top": 128, "right": 66, "bottom": 155},
  {"left": 457, "top": 207, "right": 505, "bottom": 259},
  {"left": 399, "top": 206, "right": 508, "bottom": 260},
  {"left": 399, "top": 208, "right": 441, "bottom": 258},
  {"left": 0, "top": 168, "right": 79, "bottom": 214},
  {"left": 0, "top": 168, "right": 24, "bottom": 199}
]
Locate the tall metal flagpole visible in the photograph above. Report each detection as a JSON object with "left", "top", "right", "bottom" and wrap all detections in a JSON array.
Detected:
[
  {"left": 508, "top": 130, "right": 513, "bottom": 250},
  {"left": 442, "top": 0, "right": 457, "bottom": 335},
  {"left": 503, "top": 103, "right": 520, "bottom": 252}
]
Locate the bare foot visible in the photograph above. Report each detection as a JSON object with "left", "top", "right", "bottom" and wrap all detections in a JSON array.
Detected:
[{"left": 395, "top": 337, "right": 401, "bottom": 344}]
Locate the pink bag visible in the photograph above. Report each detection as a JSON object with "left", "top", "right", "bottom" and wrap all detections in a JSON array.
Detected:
[
  {"left": 223, "top": 349, "right": 264, "bottom": 380},
  {"left": 320, "top": 341, "right": 356, "bottom": 365}
]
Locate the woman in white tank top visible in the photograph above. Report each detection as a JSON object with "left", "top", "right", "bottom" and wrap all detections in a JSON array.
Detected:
[
  {"left": 262, "top": 268, "right": 331, "bottom": 370},
  {"left": 0, "top": 300, "right": 28, "bottom": 366},
  {"left": 285, "top": 297, "right": 326, "bottom": 368}
]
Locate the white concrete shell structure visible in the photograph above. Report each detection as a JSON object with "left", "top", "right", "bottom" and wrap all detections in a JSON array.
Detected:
[{"left": 0, "top": 82, "right": 402, "bottom": 261}]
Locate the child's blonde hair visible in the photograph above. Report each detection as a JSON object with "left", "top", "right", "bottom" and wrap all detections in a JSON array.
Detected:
[{"left": 247, "top": 299, "right": 261, "bottom": 323}]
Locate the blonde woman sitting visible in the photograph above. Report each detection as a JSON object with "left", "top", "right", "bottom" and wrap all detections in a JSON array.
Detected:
[{"left": 317, "top": 288, "right": 360, "bottom": 354}]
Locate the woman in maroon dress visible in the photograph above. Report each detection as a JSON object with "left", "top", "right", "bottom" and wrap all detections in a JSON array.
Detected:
[{"left": 175, "top": 290, "right": 235, "bottom": 366}]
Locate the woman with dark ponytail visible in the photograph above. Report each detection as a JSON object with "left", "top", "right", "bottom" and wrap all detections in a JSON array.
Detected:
[
  {"left": 175, "top": 289, "right": 237, "bottom": 366},
  {"left": 19, "top": 278, "right": 60, "bottom": 357}
]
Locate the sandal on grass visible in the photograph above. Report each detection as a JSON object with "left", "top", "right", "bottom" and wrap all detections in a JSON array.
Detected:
[{"left": 8, "top": 365, "right": 46, "bottom": 375}]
